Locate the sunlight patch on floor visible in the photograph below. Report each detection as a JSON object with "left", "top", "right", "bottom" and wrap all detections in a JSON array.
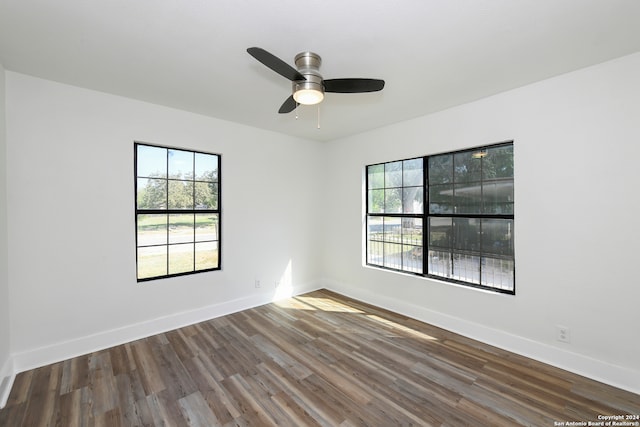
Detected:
[
  {"left": 366, "top": 315, "right": 438, "bottom": 341},
  {"left": 275, "top": 298, "right": 316, "bottom": 311},
  {"left": 295, "top": 296, "right": 365, "bottom": 313}
]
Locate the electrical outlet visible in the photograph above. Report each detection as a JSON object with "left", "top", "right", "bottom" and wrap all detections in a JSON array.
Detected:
[
  {"left": 556, "top": 325, "right": 571, "bottom": 343},
  {"left": 255, "top": 279, "right": 261, "bottom": 288}
]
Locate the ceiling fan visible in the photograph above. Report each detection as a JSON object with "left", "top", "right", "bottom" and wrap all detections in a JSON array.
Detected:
[{"left": 247, "top": 47, "right": 385, "bottom": 114}]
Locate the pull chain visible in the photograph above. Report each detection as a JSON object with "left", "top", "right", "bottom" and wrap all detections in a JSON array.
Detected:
[
  {"left": 317, "top": 104, "right": 321, "bottom": 129},
  {"left": 295, "top": 83, "right": 299, "bottom": 119}
]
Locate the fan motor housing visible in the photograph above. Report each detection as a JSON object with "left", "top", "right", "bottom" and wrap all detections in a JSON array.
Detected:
[
  {"left": 295, "top": 51, "right": 322, "bottom": 70},
  {"left": 292, "top": 52, "right": 324, "bottom": 96}
]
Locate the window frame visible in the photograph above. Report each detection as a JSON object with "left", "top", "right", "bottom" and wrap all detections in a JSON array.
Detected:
[
  {"left": 366, "top": 141, "right": 515, "bottom": 295},
  {"left": 134, "top": 141, "right": 221, "bottom": 282}
]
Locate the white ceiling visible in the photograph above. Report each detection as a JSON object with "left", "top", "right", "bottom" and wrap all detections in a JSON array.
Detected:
[{"left": 1, "top": 0, "right": 639, "bottom": 142}]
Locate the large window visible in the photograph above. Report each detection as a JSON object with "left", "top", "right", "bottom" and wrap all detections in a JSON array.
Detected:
[
  {"left": 135, "top": 142, "right": 221, "bottom": 281},
  {"left": 366, "top": 142, "right": 514, "bottom": 294}
]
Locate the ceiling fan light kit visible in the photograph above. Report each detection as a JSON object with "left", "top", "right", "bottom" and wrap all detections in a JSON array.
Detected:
[{"left": 247, "top": 47, "right": 385, "bottom": 114}]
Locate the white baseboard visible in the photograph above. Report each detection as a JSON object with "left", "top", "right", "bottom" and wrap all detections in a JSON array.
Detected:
[
  {"left": 323, "top": 278, "right": 640, "bottom": 396},
  {"left": 11, "top": 280, "right": 322, "bottom": 377},
  {"left": 0, "top": 356, "right": 15, "bottom": 409}
]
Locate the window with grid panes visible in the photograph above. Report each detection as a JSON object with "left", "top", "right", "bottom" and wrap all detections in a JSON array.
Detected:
[
  {"left": 366, "top": 142, "right": 514, "bottom": 294},
  {"left": 135, "top": 142, "right": 221, "bottom": 281}
]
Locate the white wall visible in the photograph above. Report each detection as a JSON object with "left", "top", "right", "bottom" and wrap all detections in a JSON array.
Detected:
[
  {"left": 0, "top": 63, "right": 13, "bottom": 407},
  {"left": 323, "top": 53, "right": 640, "bottom": 393},
  {"left": 5, "top": 72, "right": 325, "bottom": 371}
]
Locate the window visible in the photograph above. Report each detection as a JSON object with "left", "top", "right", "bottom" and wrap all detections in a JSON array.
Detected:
[
  {"left": 366, "top": 142, "right": 514, "bottom": 294},
  {"left": 135, "top": 142, "right": 221, "bottom": 281}
]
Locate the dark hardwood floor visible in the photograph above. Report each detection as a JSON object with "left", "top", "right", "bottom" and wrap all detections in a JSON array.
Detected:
[{"left": 1, "top": 289, "right": 638, "bottom": 426}]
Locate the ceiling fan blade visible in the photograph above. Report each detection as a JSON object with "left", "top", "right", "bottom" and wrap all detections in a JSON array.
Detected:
[
  {"left": 247, "top": 47, "right": 305, "bottom": 82},
  {"left": 324, "top": 78, "right": 385, "bottom": 93},
  {"left": 278, "top": 95, "right": 297, "bottom": 114}
]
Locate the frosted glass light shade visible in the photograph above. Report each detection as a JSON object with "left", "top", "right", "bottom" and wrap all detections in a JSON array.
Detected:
[{"left": 293, "top": 89, "right": 324, "bottom": 105}]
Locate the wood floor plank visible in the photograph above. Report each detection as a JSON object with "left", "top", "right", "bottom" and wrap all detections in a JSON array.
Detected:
[
  {"left": 178, "top": 391, "right": 221, "bottom": 427},
  {"left": 270, "top": 391, "right": 324, "bottom": 427},
  {"left": 256, "top": 360, "right": 344, "bottom": 426},
  {"left": 146, "top": 389, "right": 188, "bottom": 427},
  {"left": 94, "top": 407, "right": 124, "bottom": 427},
  {"left": 2, "top": 289, "right": 639, "bottom": 426},
  {"left": 109, "top": 344, "right": 132, "bottom": 377},
  {"left": 154, "top": 338, "right": 198, "bottom": 400},
  {"left": 115, "top": 371, "right": 154, "bottom": 426},
  {"left": 57, "top": 387, "right": 82, "bottom": 427},
  {"left": 201, "top": 387, "right": 241, "bottom": 425},
  {"left": 250, "top": 334, "right": 313, "bottom": 380},
  {"left": 221, "top": 373, "right": 279, "bottom": 426},
  {"left": 88, "top": 351, "right": 119, "bottom": 416},
  {"left": 5, "top": 369, "right": 32, "bottom": 407},
  {"left": 193, "top": 322, "right": 223, "bottom": 350},
  {"left": 130, "top": 339, "right": 167, "bottom": 396}
]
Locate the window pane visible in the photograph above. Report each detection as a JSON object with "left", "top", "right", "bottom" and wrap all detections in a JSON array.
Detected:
[
  {"left": 402, "top": 218, "right": 423, "bottom": 273},
  {"left": 483, "top": 145, "right": 513, "bottom": 179},
  {"left": 384, "top": 188, "right": 402, "bottom": 213},
  {"left": 429, "top": 184, "right": 453, "bottom": 214},
  {"left": 383, "top": 217, "right": 402, "bottom": 243},
  {"left": 367, "top": 215, "right": 384, "bottom": 266},
  {"left": 137, "top": 214, "right": 167, "bottom": 246},
  {"left": 168, "top": 180, "right": 194, "bottom": 209},
  {"left": 196, "top": 213, "right": 218, "bottom": 242},
  {"left": 482, "top": 179, "right": 514, "bottom": 214},
  {"left": 368, "top": 189, "right": 384, "bottom": 213},
  {"left": 403, "top": 246, "right": 422, "bottom": 273},
  {"left": 482, "top": 219, "right": 514, "bottom": 257},
  {"left": 385, "top": 161, "right": 402, "bottom": 187},
  {"left": 137, "top": 246, "right": 167, "bottom": 279},
  {"left": 195, "top": 152, "right": 218, "bottom": 182},
  {"left": 195, "top": 182, "right": 218, "bottom": 210},
  {"left": 367, "top": 164, "right": 384, "bottom": 189},
  {"left": 196, "top": 241, "right": 219, "bottom": 270},
  {"left": 382, "top": 217, "right": 405, "bottom": 271},
  {"left": 137, "top": 178, "right": 167, "bottom": 209},
  {"left": 383, "top": 243, "right": 402, "bottom": 269},
  {"left": 453, "top": 218, "right": 480, "bottom": 252},
  {"left": 367, "top": 216, "right": 384, "bottom": 241},
  {"left": 453, "top": 253, "right": 480, "bottom": 284},
  {"left": 403, "top": 158, "right": 423, "bottom": 186},
  {"left": 454, "top": 183, "right": 482, "bottom": 214},
  {"left": 168, "top": 149, "right": 193, "bottom": 179},
  {"left": 169, "top": 214, "right": 194, "bottom": 244},
  {"left": 368, "top": 238, "right": 383, "bottom": 265},
  {"left": 403, "top": 187, "right": 423, "bottom": 214},
  {"left": 429, "top": 217, "right": 452, "bottom": 249},
  {"left": 454, "top": 151, "right": 482, "bottom": 183},
  {"left": 428, "top": 154, "right": 452, "bottom": 184},
  {"left": 481, "top": 257, "right": 514, "bottom": 291},
  {"left": 427, "top": 250, "right": 453, "bottom": 278},
  {"left": 402, "top": 218, "right": 422, "bottom": 245},
  {"left": 137, "top": 145, "right": 166, "bottom": 178},
  {"left": 169, "top": 243, "right": 194, "bottom": 274},
  {"left": 428, "top": 249, "right": 452, "bottom": 278}
]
